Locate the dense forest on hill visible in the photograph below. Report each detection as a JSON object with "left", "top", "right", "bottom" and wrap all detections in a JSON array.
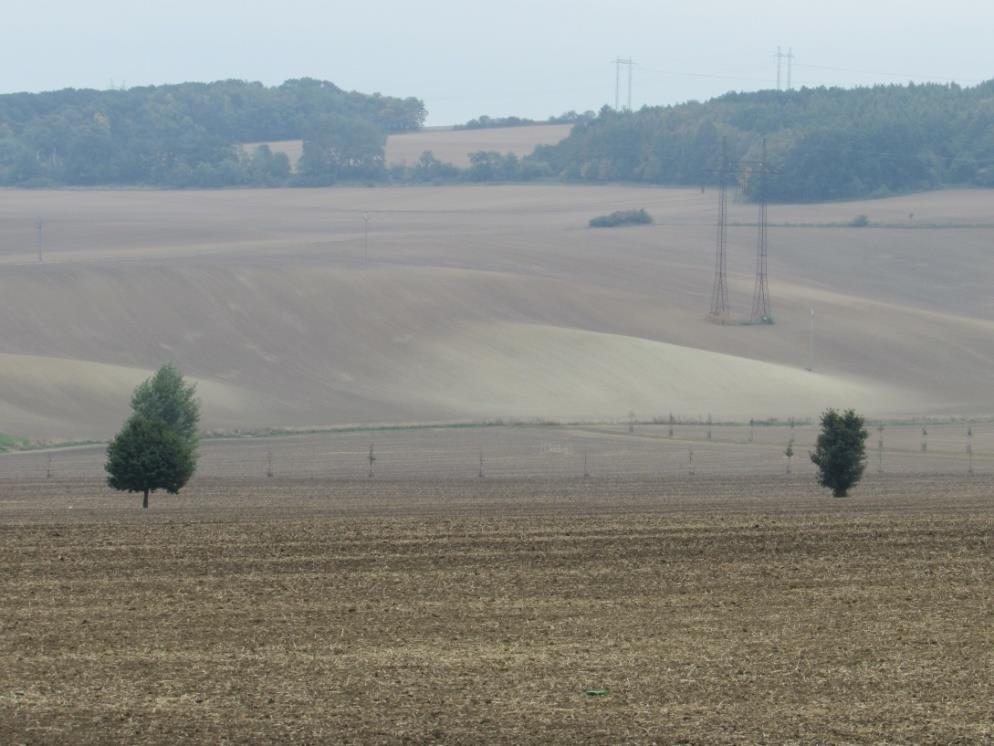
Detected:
[
  {"left": 5, "top": 79, "right": 994, "bottom": 199},
  {"left": 530, "top": 81, "right": 994, "bottom": 201},
  {"left": 0, "top": 79, "right": 425, "bottom": 187},
  {"left": 454, "top": 111, "right": 595, "bottom": 130}
]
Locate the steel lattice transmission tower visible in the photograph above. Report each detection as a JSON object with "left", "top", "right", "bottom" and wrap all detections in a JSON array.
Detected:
[
  {"left": 614, "top": 57, "right": 634, "bottom": 111},
  {"left": 708, "top": 139, "right": 731, "bottom": 323},
  {"left": 750, "top": 139, "right": 773, "bottom": 324},
  {"left": 776, "top": 47, "right": 795, "bottom": 91}
]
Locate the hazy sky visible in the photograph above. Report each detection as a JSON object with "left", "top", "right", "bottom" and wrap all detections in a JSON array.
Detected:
[{"left": 3, "top": 0, "right": 993, "bottom": 125}]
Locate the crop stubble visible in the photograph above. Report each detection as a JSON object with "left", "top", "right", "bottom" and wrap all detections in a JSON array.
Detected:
[{"left": 1, "top": 468, "right": 993, "bottom": 744}]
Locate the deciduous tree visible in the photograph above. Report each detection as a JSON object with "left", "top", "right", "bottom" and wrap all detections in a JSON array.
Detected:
[
  {"left": 105, "top": 416, "right": 195, "bottom": 510},
  {"left": 106, "top": 364, "right": 200, "bottom": 509}
]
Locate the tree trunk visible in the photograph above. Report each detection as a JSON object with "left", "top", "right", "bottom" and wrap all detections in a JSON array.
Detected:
[{"left": 142, "top": 489, "right": 149, "bottom": 510}]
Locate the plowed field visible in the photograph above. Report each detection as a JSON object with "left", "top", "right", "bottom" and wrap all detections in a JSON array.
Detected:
[{"left": 2, "top": 431, "right": 992, "bottom": 743}]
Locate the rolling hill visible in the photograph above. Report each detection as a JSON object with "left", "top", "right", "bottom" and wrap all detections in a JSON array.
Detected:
[{"left": 0, "top": 184, "right": 992, "bottom": 440}]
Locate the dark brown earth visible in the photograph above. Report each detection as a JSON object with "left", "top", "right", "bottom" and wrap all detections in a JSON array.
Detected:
[{"left": 2, "top": 462, "right": 992, "bottom": 744}]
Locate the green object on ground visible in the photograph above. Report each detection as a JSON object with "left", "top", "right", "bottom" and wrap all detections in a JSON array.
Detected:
[{"left": 584, "top": 688, "right": 609, "bottom": 697}]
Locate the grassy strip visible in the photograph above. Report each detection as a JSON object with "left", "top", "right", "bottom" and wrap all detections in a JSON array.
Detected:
[{"left": 0, "top": 433, "right": 29, "bottom": 452}]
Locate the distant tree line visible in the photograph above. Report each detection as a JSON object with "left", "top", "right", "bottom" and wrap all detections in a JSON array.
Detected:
[
  {"left": 528, "top": 81, "right": 994, "bottom": 202},
  {"left": 0, "top": 78, "right": 425, "bottom": 187},
  {"left": 397, "top": 82, "right": 994, "bottom": 198},
  {"left": 387, "top": 150, "right": 552, "bottom": 184},
  {"left": 11, "top": 78, "right": 994, "bottom": 200},
  {"left": 455, "top": 111, "right": 595, "bottom": 130}
]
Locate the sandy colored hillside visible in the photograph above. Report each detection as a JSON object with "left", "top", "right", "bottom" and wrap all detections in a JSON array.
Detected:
[
  {"left": 244, "top": 123, "right": 572, "bottom": 170},
  {"left": 0, "top": 184, "right": 993, "bottom": 440}
]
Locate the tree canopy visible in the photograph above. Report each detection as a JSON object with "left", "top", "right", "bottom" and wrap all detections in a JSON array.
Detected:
[
  {"left": 105, "top": 416, "right": 196, "bottom": 510},
  {"left": 454, "top": 111, "right": 594, "bottom": 130},
  {"left": 0, "top": 78, "right": 425, "bottom": 187},
  {"left": 589, "top": 209, "right": 653, "bottom": 228},
  {"left": 130, "top": 363, "right": 200, "bottom": 447},
  {"left": 529, "top": 81, "right": 994, "bottom": 201},
  {"left": 298, "top": 113, "right": 387, "bottom": 184},
  {"left": 9, "top": 77, "right": 994, "bottom": 199}
]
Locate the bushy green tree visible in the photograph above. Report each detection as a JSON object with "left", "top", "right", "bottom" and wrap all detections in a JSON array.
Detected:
[
  {"left": 107, "top": 364, "right": 200, "bottom": 509},
  {"left": 245, "top": 144, "right": 291, "bottom": 185},
  {"left": 105, "top": 416, "right": 195, "bottom": 509},
  {"left": 299, "top": 113, "right": 386, "bottom": 182},
  {"left": 810, "top": 409, "right": 868, "bottom": 497},
  {"left": 589, "top": 208, "right": 653, "bottom": 228},
  {"left": 410, "top": 150, "right": 460, "bottom": 182},
  {"left": 130, "top": 363, "right": 200, "bottom": 446}
]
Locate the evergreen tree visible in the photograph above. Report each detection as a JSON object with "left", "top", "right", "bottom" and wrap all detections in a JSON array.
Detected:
[{"left": 810, "top": 409, "right": 868, "bottom": 497}]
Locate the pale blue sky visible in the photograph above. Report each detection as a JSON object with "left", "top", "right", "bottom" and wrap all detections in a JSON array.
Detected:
[{"left": 2, "top": 0, "right": 992, "bottom": 125}]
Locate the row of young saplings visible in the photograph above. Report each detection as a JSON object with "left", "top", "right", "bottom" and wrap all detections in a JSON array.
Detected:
[{"left": 256, "top": 426, "right": 981, "bottom": 480}]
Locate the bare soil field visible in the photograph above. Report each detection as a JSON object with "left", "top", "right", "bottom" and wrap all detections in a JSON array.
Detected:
[
  {"left": 2, "top": 455, "right": 993, "bottom": 743},
  {"left": 1, "top": 184, "right": 993, "bottom": 440},
  {"left": 2, "top": 422, "right": 990, "bottom": 487},
  {"left": 244, "top": 123, "right": 572, "bottom": 170}
]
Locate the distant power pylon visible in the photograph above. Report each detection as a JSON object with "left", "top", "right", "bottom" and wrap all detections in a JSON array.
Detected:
[
  {"left": 36, "top": 218, "right": 44, "bottom": 262},
  {"left": 708, "top": 139, "right": 731, "bottom": 323},
  {"left": 362, "top": 212, "right": 371, "bottom": 263},
  {"left": 614, "top": 57, "right": 634, "bottom": 111},
  {"left": 706, "top": 139, "right": 777, "bottom": 323},
  {"left": 776, "top": 47, "right": 795, "bottom": 91},
  {"left": 750, "top": 139, "right": 773, "bottom": 324}
]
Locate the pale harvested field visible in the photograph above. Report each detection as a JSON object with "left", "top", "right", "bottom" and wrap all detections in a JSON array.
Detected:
[
  {"left": 2, "top": 454, "right": 993, "bottom": 743},
  {"left": 244, "top": 123, "right": 572, "bottom": 170},
  {"left": 0, "top": 184, "right": 993, "bottom": 440}
]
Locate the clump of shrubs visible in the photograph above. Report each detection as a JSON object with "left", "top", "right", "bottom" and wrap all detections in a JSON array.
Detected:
[
  {"left": 848, "top": 214, "right": 870, "bottom": 227},
  {"left": 589, "top": 209, "right": 653, "bottom": 228}
]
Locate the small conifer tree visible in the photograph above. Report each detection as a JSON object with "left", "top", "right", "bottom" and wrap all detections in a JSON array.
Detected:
[{"left": 810, "top": 408, "right": 868, "bottom": 497}]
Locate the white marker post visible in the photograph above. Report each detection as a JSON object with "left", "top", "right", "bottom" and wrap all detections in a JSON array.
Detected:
[{"left": 362, "top": 212, "right": 370, "bottom": 263}]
